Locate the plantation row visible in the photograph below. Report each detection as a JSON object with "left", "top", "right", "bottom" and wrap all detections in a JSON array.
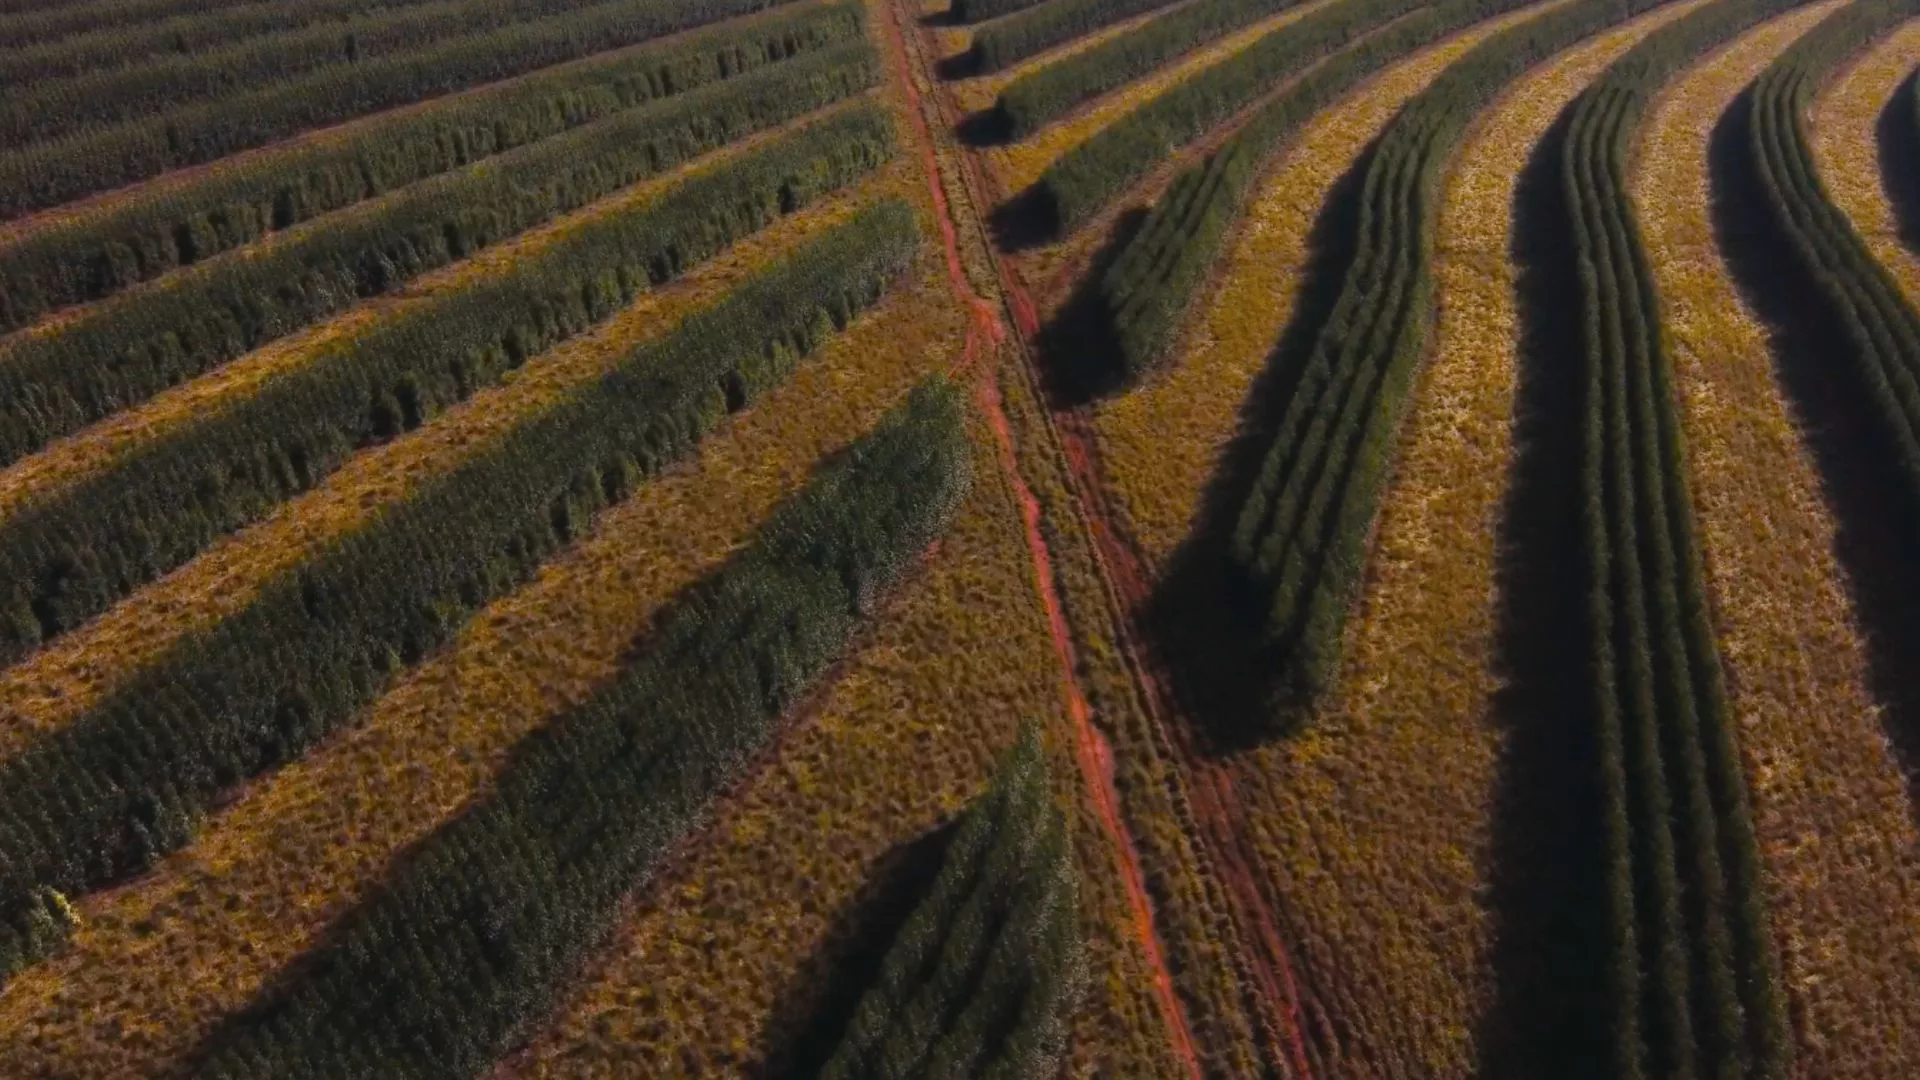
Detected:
[
  {"left": 1742, "top": 0, "right": 1920, "bottom": 536},
  {"left": 0, "top": 0, "right": 317, "bottom": 50},
  {"left": 952, "top": 0, "right": 1049, "bottom": 26},
  {"left": 0, "top": 30, "right": 877, "bottom": 469},
  {"left": 0, "top": 198, "right": 924, "bottom": 992},
  {"left": 0, "top": 0, "right": 866, "bottom": 329},
  {"left": 0, "top": 0, "right": 454, "bottom": 83},
  {"left": 192, "top": 377, "right": 970, "bottom": 1079},
  {"left": 1560, "top": 3, "right": 1811, "bottom": 1075},
  {"left": 0, "top": 0, "right": 629, "bottom": 151},
  {"left": 967, "top": 0, "right": 1181, "bottom": 74},
  {"left": 1228, "top": 0, "right": 1673, "bottom": 706},
  {"left": 1095, "top": 0, "right": 1542, "bottom": 381},
  {"left": 0, "top": 0, "right": 803, "bottom": 218},
  {"left": 994, "top": 0, "right": 1310, "bottom": 138},
  {"left": 819, "top": 725, "right": 1085, "bottom": 1080},
  {"left": 1033, "top": 0, "right": 1460, "bottom": 232},
  {"left": 0, "top": 101, "right": 893, "bottom": 671}
]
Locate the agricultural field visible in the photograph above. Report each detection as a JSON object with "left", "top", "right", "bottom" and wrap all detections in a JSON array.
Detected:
[{"left": 2, "top": 0, "right": 1919, "bottom": 1075}]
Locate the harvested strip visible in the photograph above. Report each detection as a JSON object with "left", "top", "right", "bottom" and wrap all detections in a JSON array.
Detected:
[
  {"left": 0, "top": 147, "right": 894, "bottom": 758},
  {"left": 0, "top": 178, "right": 943, "bottom": 1079},
  {"left": 1813, "top": 18, "right": 1920, "bottom": 303},
  {"left": 1635, "top": 5, "right": 1920, "bottom": 1073},
  {"left": 988, "top": 0, "right": 1330, "bottom": 195}
]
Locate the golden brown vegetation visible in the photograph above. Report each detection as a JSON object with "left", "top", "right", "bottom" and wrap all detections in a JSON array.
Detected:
[
  {"left": 1812, "top": 16, "right": 1920, "bottom": 305},
  {"left": 1634, "top": 5, "right": 1920, "bottom": 1074}
]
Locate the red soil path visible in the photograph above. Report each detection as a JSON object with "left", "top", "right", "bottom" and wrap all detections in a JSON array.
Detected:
[{"left": 875, "top": 3, "right": 1205, "bottom": 1077}]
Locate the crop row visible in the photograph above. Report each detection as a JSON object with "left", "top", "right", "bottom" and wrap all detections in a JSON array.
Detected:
[
  {"left": 1559, "top": 1, "right": 1820, "bottom": 1074},
  {"left": 1228, "top": 0, "right": 1664, "bottom": 706},
  {"left": 0, "top": 0, "right": 298, "bottom": 50},
  {"left": 993, "top": 0, "right": 1310, "bottom": 138},
  {"left": 819, "top": 724, "right": 1085, "bottom": 1080},
  {"left": 191, "top": 375, "right": 967, "bottom": 1079},
  {"left": 953, "top": 0, "right": 1048, "bottom": 25},
  {"left": 967, "top": 0, "right": 1182, "bottom": 73},
  {"left": 0, "top": 38, "right": 877, "bottom": 472},
  {"left": 0, "top": 0, "right": 865, "bottom": 330},
  {"left": 0, "top": 198, "right": 923, "bottom": 993},
  {"left": 1033, "top": 0, "right": 1441, "bottom": 233},
  {"left": 1744, "top": 0, "right": 1920, "bottom": 534},
  {"left": 0, "top": 0, "right": 627, "bottom": 151},
  {"left": 1095, "top": 0, "right": 1539, "bottom": 381},
  {"left": 0, "top": 0, "right": 451, "bottom": 82},
  {"left": 0, "top": 0, "right": 802, "bottom": 220},
  {"left": 0, "top": 102, "right": 895, "bottom": 672}
]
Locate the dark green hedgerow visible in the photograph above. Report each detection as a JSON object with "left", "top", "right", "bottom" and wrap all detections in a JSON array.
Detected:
[
  {"left": 0, "top": 0, "right": 804, "bottom": 219},
  {"left": 1556, "top": 2, "right": 1819, "bottom": 1076},
  {"left": 191, "top": 377, "right": 970, "bottom": 1080},
  {"left": 0, "top": 42, "right": 879, "bottom": 472},
  {"left": 0, "top": 0, "right": 865, "bottom": 330},
  {"left": 0, "top": 0, "right": 631, "bottom": 150},
  {"left": 1745, "top": 0, "right": 1920, "bottom": 527},
  {"left": 1033, "top": 0, "right": 1447, "bottom": 233},
  {"left": 967, "top": 0, "right": 1183, "bottom": 73},
  {"left": 1094, "top": 0, "right": 1538, "bottom": 380},
  {"left": 0, "top": 199, "right": 922, "bottom": 997},
  {"left": 952, "top": 0, "right": 1049, "bottom": 24},
  {"left": 1228, "top": 0, "right": 1675, "bottom": 708},
  {"left": 819, "top": 723, "right": 1085, "bottom": 1080},
  {"left": 0, "top": 0, "right": 263, "bottom": 48},
  {"left": 0, "top": 103, "right": 895, "bottom": 670}
]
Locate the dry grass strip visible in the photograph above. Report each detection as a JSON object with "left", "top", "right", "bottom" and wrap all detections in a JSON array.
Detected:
[{"left": 1812, "top": 16, "right": 1920, "bottom": 305}]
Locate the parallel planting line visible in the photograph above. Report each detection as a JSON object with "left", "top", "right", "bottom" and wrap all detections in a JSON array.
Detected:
[
  {"left": 967, "top": 0, "right": 1189, "bottom": 73},
  {"left": 1812, "top": 17, "right": 1920, "bottom": 301},
  {"left": 0, "top": 200, "right": 922, "bottom": 992},
  {"left": 0, "top": 176, "right": 942, "bottom": 1077}
]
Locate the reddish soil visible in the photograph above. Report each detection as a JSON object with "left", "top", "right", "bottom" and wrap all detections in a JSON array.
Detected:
[{"left": 877, "top": 3, "right": 1207, "bottom": 1078}]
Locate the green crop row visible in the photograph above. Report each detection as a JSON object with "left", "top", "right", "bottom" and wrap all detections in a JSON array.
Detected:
[
  {"left": 1032, "top": 0, "right": 1438, "bottom": 233},
  {"left": 0, "top": 0, "right": 865, "bottom": 330},
  {"left": 1226, "top": 0, "right": 1665, "bottom": 708},
  {"left": 968, "top": 0, "right": 1182, "bottom": 73},
  {"left": 192, "top": 377, "right": 970, "bottom": 1080},
  {"left": 994, "top": 0, "right": 1309, "bottom": 136},
  {"left": 0, "top": 198, "right": 923, "bottom": 996},
  {"left": 0, "top": 103, "right": 895, "bottom": 671},
  {"left": 1557, "top": 2, "right": 1817, "bottom": 1075},
  {"left": 0, "top": 0, "right": 803, "bottom": 219},
  {"left": 0, "top": 0, "right": 272, "bottom": 49},
  {"left": 0, "top": 40, "right": 878, "bottom": 472},
  {"left": 1745, "top": 0, "right": 1920, "bottom": 530},
  {"left": 953, "top": 0, "right": 1050, "bottom": 25},
  {"left": 0, "top": 0, "right": 621, "bottom": 150},
  {"left": 1095, "top": 0, "right": 1537, "bottom": 382},
  {"left": 820, "top": 723, "right": 1085, "bottom": 1080}
]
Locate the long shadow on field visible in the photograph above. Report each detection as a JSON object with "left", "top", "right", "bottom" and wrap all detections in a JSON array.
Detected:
[
  {"left": 1472, "top": 110, "right": 1614, "bottom": 1080},
  {"left": 752, "top": 821, "right": 957, "bottom": 1079},
  {"left": 1713, "top": 89, "right": 1920, "bottom": 814},
  {"left": 1034, "top": 208, "right": 1147, "bottom": 407},
  {"left": 1878, "top": 71, "right": 1920, "bottom": 257},
  {"left": 1140, "top": 142, "right": 1376, "bottom": 755}
]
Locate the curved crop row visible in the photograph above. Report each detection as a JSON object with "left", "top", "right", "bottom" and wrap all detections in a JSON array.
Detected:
[
  {"left": 0, "top": 0, "right": 801, "bottom": 220},
  {"left": 967, "top": 0, "right": 1183, "bottom": 73},
  {"left": 992, "top": 0, "right": 1311, "bottom": 137},
  {"left": 0, "top": 0, "right": 623, "bottom": 151},
  {"left": 1743, "top": 0, "right": 1920, "bottom": 528},
  {"left": 1556, "top": 3, "right": 1823, "bottom": 1075},
  {"left": 1033, "top": 0, "right": 1494, "bottom": 234},
  {"left": 0, "top": 0, "right": 452, "bottom": 84},
  {"left": 192, "top": 376, "right": 968, "bottom": 1080},
  {"left": 0, "top": 104, "right": 894, "bottom": 673},
  {"left": 1095, "top": 0, "right": 1540, "bottom": 381},
  {"left": 1228, "top": 0, "right": 1662, "bottom": 706},
  {"left": 0, "top": 0, "right": 865, "bottom": 330},
  {"left": 0, "top": 39, "right": 878, "bottom": 471},
  {"left": 0, "top": 198, "right": 922, "bottom": 992},
  {"left": 819, "top": 724, "right": 1084, "bottom": 1080}
]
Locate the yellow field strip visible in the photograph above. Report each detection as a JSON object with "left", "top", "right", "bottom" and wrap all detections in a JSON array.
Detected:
[
  {"left": 988, "top": 0, "right": 1340, "bottom": 195},
  {"left": 1813, "top": 17, "right": 1920, "bottom": 306},
  {"left": 1635, "top": 4, "right": 1920, "bottom": 1075},
  {"left": 0, "top": 150, "right": 895, "bottom": 763},
  {"left": 0, "top": 98, "right": 866, "bottom": 535}
]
